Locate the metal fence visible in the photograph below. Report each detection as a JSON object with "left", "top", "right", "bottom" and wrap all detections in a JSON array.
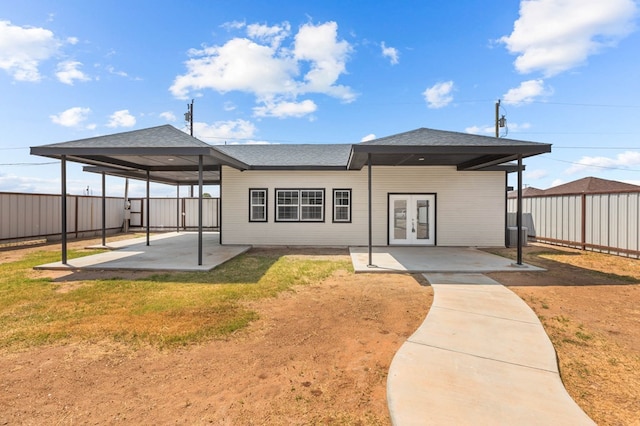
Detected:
[
  {"left": 508, "top": 192, "right": 640, "bottom": 258},
  {"left": 0, "top": 192, "right": 220, "bottom": 242}
]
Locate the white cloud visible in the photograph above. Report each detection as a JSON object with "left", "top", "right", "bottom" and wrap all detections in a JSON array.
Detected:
[
  {"left": 549, "top": 178, "right": 565, "bottom": 188},
  {"left": 253, "top": 99, "right": 317, "bottom": 118},
  {"left": 565, "top": 151, "right": 640, "bottom": 174},
  {"left": 223, "top": 101, "right": 236, "bottom": 111},
  {"left": 0, "top": 20, "right": 61, "bottom": 82},
  {"left": 423, "top": 81, "right": 454, "bottom": 109},
  {"left": 246, "top": 22, "right": 291, "bottom": 48},
  {"left": 107, "top": 109, "right": 136, "bottom": 128},
  {"left": 56, "top": 60, "right": 90, "bottom": 85},
  {"left": 294, "top": 22, "right": 354, "bottom": 101},
  {"left": 466, "top": 122, "right": 531, "bottom": 135},
  {"left": 106, "top": 65, "right": 128, "bottom": 77},
  {"left": 170, "top": 21, "right": 355, "bottom": 118},
  {"left": 159, "top": 111, "right": 176, "bottom": 121},
  {"left": 381, "top": 41, "right": 399, "bottom": 65},
  {"left": 193, "top": 119, "right": 257, "bottom": 143},
  {"left": 465, "top": 125, "right": 494, "bottom": 135},
  {"left": 525, "top": 169, "right": 548, "bottom": 179},
  {"left": 503, "top": 79, "right": 551, "bottom": 105},
  {"left": 500, "top": 0, "right": 638, "bottom": 76},
  {"left": 361, "top": 133, "right": 376, "bottom": 142},
  {"left": 50, "top": 106, "right": 91, "bottom": 127}
]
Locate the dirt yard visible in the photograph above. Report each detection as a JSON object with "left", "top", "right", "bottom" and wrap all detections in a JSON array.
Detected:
[{"left": 1, "top": 238, "right": 639, "bottom": 425}]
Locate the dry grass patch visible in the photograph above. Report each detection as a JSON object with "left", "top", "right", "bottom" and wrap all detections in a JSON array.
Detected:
[{"left": 0, "top": 248, "right": 351, "bottom": 350}]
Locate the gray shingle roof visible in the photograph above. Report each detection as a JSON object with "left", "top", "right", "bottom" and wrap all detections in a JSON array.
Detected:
[
  {"left": 37, "top": 125, "right": 212, "bottom": 149},
  {"left": 360, "top": 127, "right": 547, "bottom": 147},
  {"left": 214, "top": 144, "right": 352, "bottom": 168}
]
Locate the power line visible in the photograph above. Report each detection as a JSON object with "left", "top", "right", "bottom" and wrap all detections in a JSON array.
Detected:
[
  {"left": 0, "top": 161, "right": 58, "bottom": 166},
  {"left": 544, "top": 156, "right": 640, "bottom": 173}
]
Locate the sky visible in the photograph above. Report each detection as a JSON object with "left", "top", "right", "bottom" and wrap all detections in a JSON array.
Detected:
[{"left": 1, "top": 0, "right": 639, "bottom": 197}]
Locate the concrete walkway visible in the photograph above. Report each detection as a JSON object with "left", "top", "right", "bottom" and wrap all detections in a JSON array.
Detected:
[{"left": 387, "top": 273, "right": 594, "bottom": 425}]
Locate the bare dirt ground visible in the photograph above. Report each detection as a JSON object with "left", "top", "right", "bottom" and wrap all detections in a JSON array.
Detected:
[
  {"left": 0, "top": 239, "right": 432, "bottom": 425},
  {"left": 487, "top": 244, "right": 640, "bottom": 426},
  {"left": 1, "top": 238, "right": 639, "bottom": 425}
]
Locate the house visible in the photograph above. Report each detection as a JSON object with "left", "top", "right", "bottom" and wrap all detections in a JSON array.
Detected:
[{"left": 31, "top": 125, "right": 551, "bottom": 261}]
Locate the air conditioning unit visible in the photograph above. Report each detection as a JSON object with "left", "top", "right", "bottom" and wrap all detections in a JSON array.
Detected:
[{"left": 507, "top": 227, "right": 528, "bottom": 248}]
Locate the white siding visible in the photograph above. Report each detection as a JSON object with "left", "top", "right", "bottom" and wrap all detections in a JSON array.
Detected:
[{"left": 221, "top": 166, "right": 506, "bottom": 247}]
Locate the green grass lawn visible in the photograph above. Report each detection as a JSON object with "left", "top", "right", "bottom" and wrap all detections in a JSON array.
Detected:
[{"left": 0, "top": 249, "right": 352, "bottom": 350}]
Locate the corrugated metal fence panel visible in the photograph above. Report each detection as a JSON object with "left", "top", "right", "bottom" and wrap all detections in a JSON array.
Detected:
[
  {"left": 629, "top": 193, "right": 640, "bottom": 253},
  {"left": 148, "top": 198, "right": 179, "bottom": 229},
  {"left": 0, "top": 192, "right": 125, "bottom": 241},
  {"left": 511, "top": 192, "right": 640, "bottom": 258},
  {"left": 183, "top": 198, "right": 219, "bottom": 228},
  {"left": 127, "top": 198, "right": 219, "bottom": 229},
  {"left": 1, "top": 193, "right": 62, "bottom": 239}
]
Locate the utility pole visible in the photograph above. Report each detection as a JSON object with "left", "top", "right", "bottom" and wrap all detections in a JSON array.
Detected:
[
  {"left": 185, "top": 99, "right": 194, "bottom": 136},
  {"left": 185, "top": 99, "right": 195, "bottom": 197},
  {"left": 495, "top": 99, "right": 506, "bottom": 138}
]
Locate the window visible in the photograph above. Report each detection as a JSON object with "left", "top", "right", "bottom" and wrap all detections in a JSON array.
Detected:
[
  {"left": 276, "top": 189, "right": 324, "bottom": 222},
  {"left": 333, "top": 189, "right": 351, "bottom": 223},
  {"left": 249, "top": 189, "right": 267, "bottom": 222}
]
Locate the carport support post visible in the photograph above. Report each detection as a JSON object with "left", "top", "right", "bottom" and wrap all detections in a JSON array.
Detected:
[
  {"left": 367, "top": 153, "right": 374, "bottom": 267},
  {"left": 198, "top": 155, "right": 203, "bottom": 266},
  {"left": 101, "top": 172, "right": 106, "bottom": 247},
  {"left": 176, "top": 185, "right": 180, "bottom": 233},
  {"left": 146, "top": 170, "right": 150, "bottom": 246},
  {"left": 517, "top": 154, "right": 523, "bottom": 265},
  {"left": 61, "top": 155, "right": 68, "bottom": 264}
]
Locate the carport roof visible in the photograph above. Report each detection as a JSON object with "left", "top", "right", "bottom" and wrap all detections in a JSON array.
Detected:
[
  {"left": 348, "top": 128, "right": 551, "bottom": 170},
  {"left": 30, "top": 125, "right": 551, "bottom": 182},
  {"left": 30, "top": 125, "right": 248, "bottom": 185}
]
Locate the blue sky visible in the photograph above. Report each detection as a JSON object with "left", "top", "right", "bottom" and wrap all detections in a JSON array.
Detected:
[{"left": 1, "top": 0, "right": 639, "bottom": 197}]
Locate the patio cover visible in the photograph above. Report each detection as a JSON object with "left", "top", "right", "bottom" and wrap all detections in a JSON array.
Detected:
[
  {"left": 31, "top": 125, "right": 551, "bottom": 268},
  {"left": 30, "top": 125, "right": 247, "bottom": 266}
]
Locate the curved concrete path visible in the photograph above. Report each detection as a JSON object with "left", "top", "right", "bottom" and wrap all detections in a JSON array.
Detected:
[{"left": 387, "top": 273, "right": 595, "bottom": 425}]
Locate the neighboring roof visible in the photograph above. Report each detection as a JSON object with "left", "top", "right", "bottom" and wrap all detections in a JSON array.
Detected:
[
  {"left": 507, "top": 186, "right": 545, "bottom": 198},
  {"left": 508, "top": 177, "right": 640, "bottom": 198},
  {"left": 214, "top": 144, "right": 352, "bottom": 169},
  {"left": 348, "top": 128, "right": 551, "bottom": 170},
  {"left": 543, "top": 177, "right": 640, "bottom": 196}
]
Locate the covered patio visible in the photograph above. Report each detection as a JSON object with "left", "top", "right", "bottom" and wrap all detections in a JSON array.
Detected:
[
  {"left": 30, "top": 125, "right": 247, "bottom": 267},
  {"left": 349, "top": 246, "right": 544, "bottom": 273},
  {"left": 34, "top": 232, "right": 250, "bottom": 272}
]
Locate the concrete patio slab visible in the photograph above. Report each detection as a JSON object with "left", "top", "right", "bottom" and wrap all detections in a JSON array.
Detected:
[
  {"left": 34, "top": 232, "right": 250, "bottom": 272},
  {"left": 387, "top": 273, "right": 594, "bottom": 425},
  {"left": 349, "top": 246, "right": 543, "bottom": 273}
]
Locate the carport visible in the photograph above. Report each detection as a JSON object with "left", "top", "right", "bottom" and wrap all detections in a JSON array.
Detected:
[{"left": 30, "top": 125, "right": 248, "bottom": 266}]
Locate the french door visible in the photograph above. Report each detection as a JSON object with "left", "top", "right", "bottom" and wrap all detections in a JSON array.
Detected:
[{"left": 389, "top": 194, "right": 436, "bottom": 245}]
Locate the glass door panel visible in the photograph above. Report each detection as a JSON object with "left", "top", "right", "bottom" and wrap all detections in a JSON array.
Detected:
[{"left": 393, "top": 199, "right": 407, "bottom": 240}]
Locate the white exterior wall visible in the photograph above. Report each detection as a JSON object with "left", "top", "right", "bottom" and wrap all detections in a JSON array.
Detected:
[{"left": 221, "top": 165, "right": 506, "bottom": 247}]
